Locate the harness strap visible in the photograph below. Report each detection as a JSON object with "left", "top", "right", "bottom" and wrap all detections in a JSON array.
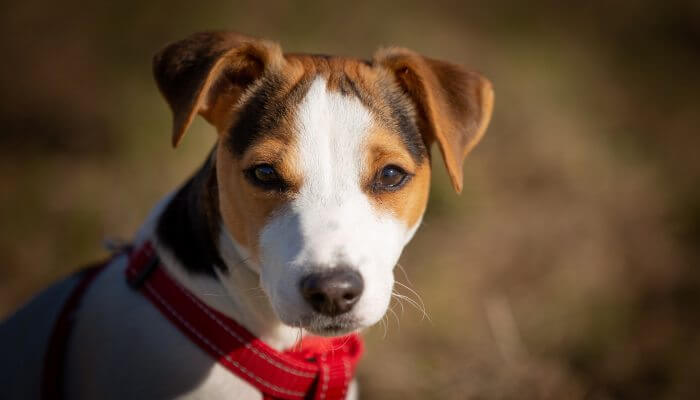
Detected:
[
  {"left": 41, "top": 242, "right": 363, "bottom": 399},
  {"left": 41, "top": 262, "right": 108, "bottom": 399}
]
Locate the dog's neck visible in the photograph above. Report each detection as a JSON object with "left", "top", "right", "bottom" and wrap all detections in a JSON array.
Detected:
[{"left": 138, "top": 151, "right": 302, "bottom": 351}]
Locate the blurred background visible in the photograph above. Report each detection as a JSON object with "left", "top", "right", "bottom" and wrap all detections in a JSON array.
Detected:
[{"left": 2, "top": 1, "right": 700, "bottom": 398}]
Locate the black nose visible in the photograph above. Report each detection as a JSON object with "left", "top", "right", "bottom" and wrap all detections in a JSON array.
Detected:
[{"left": 299, "top": 268, "right": 364, "bottom": 316}]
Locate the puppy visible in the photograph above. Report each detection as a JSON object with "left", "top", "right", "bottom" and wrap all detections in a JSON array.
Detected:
[{"left": 0, "top": 31, "right": 493, "bottom": 399}]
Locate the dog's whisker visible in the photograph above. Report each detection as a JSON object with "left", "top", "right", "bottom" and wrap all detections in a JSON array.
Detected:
[
  {"left": 392, "top": 292, "right": 420, "bottom": 313},
  {"left": 392, "top": 292, "right": 432, "bottom": 323},
  {"left": 393, "top": 280, "right": 426, "bottom": 309},
  {"left": 380, "top": 314, "right": 388, "bottom": 339},
  {"left": 395, "top": 263, "right": 415, "bottom": 287},
  {"left": 392, "top": 287, "right": 431, "bottom": 322},
  {"left": 387, "top": 305, "right": 401, "bottom": 331},
  {"left": 393, "top": 281, "right": 431, "bottom": 322},
  {"left": 394, "top": 263, "right": 432, "bottom": 321},
  {"left": 391, "top": 291, "right": 406, "bottom": 314}
]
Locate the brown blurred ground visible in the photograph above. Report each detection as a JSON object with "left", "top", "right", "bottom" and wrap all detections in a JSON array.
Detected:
[{"left": 2, "top": 1, "right": 700, "bottom": 399}]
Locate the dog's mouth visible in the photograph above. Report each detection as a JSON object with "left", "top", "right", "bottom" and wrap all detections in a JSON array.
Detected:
[{"left": 298, "top": 314, "right": 359, "bottom": 337}]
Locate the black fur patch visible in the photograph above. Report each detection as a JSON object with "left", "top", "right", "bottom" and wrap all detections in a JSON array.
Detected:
[
  {"left": 344, "top": 76, "right": 427, "bottom": 163},
  {"left": 227, "top": 75, "right": 284, "bottom": 156},
  {"left": 381, "top": 85, "right": 428, "bottom": 163},
  {"left": 156, "top": 150, "right": 226, "bottom": 276},
  {"left": 226, "top": 76, "right": 311, "bottom": 156}
]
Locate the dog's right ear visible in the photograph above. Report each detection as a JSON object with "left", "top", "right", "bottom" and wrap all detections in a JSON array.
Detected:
[{"left": 153, "top": 31, "right": 285, "bottom": 147}]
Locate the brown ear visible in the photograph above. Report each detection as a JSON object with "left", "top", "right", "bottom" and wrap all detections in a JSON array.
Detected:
[
  {"left": 153, "top": 31, "right": 285, "bottom": 147},
  {"left": 374, "top": 48, "right": 494, "bottom": 193}
]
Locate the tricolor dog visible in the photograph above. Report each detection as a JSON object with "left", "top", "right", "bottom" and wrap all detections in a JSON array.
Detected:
[{"left": 0, "top": 31, "right": 493, "bottom": 399}]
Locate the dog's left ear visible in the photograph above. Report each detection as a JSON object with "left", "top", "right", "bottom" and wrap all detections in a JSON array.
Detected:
[
  {"left": 374, "top": 48, "right": 494, "bottom": 193},
  {"left": 153, "top": 31, "right": 285, "bottom": 147}
]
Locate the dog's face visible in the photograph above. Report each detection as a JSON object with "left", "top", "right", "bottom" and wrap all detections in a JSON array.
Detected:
[
  {"left": 154, "top": 32, "right": 493, "bottom": 335},
  {"left": 215, "top": 75, "right": 431, "bottom": 334}
]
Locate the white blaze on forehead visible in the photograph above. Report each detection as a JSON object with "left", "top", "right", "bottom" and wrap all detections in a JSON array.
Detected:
[{"left": 296, "top": 77, "right": 372, "bottom": 202}]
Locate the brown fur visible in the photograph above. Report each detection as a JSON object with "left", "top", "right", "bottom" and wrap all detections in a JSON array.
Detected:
[
  {"left": 216, "top": 142, "right": 298, "bottom": 263},
  {"left": 153, "top": 31, "right": 285, "bottom": 146},
  {"left": 364, "top": 126, "right": 431, "bottom": 228}
]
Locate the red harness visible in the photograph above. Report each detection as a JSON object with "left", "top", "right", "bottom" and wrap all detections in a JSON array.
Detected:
[{"left": 42, "top": 241, "right": 363, "bottom": 399}]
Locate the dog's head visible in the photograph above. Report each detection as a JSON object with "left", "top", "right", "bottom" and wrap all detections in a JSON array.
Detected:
[{"left": 153, "top": 32, "right": 493, "bottom": 336}]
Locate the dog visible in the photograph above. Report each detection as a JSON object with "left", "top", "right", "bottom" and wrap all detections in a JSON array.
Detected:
[{"left": 0, "top": 31, "right": 493, "bottom": 399}]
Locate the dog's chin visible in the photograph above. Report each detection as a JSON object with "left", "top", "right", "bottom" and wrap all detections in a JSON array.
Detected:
[
  {"left": 306, "top": 323, "right": 357, "bottom": 337},
  {"left": 290, "top": 314, "right": 360, "bottom": 337}
]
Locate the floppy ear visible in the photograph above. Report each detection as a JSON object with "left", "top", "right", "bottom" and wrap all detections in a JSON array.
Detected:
[
  {"left": 373, "top": 48, "right": 494, "bottom": 193},
  {"left": 153, "top": 31, "right": 285, "bottom": 147}
]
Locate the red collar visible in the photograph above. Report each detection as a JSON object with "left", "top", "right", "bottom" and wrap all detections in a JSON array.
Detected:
[{"left": 125, "top": 241, "right": 363, "bottom": 400}]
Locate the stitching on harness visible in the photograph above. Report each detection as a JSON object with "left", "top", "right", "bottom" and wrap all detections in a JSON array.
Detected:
[
  {"left": 170, "top": 272, "right": 317, "bottom": 377},
  {"left": 319, "top": 353, "right": 329, "bottom": 400},
  {"left": 145, "top": 283, "right": 307, "bottom": 397},
  {"left": 341, "top": 356, "right": 351, "bottom": 399}
]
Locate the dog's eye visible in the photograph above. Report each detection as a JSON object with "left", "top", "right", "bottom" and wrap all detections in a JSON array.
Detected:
[
  {"left": 246, "top": 164, "right": 286, "bottom": 190},
  {"left": 374, "top": 165, "right": 410, "bottom": 191},
  {"left": 254, "top": 165, "right": 278, "bottom": 182}
]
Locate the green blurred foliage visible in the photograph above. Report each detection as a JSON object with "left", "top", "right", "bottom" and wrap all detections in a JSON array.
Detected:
[{"left": 2, "top": 0, "right": 700, "bottom": 398}]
